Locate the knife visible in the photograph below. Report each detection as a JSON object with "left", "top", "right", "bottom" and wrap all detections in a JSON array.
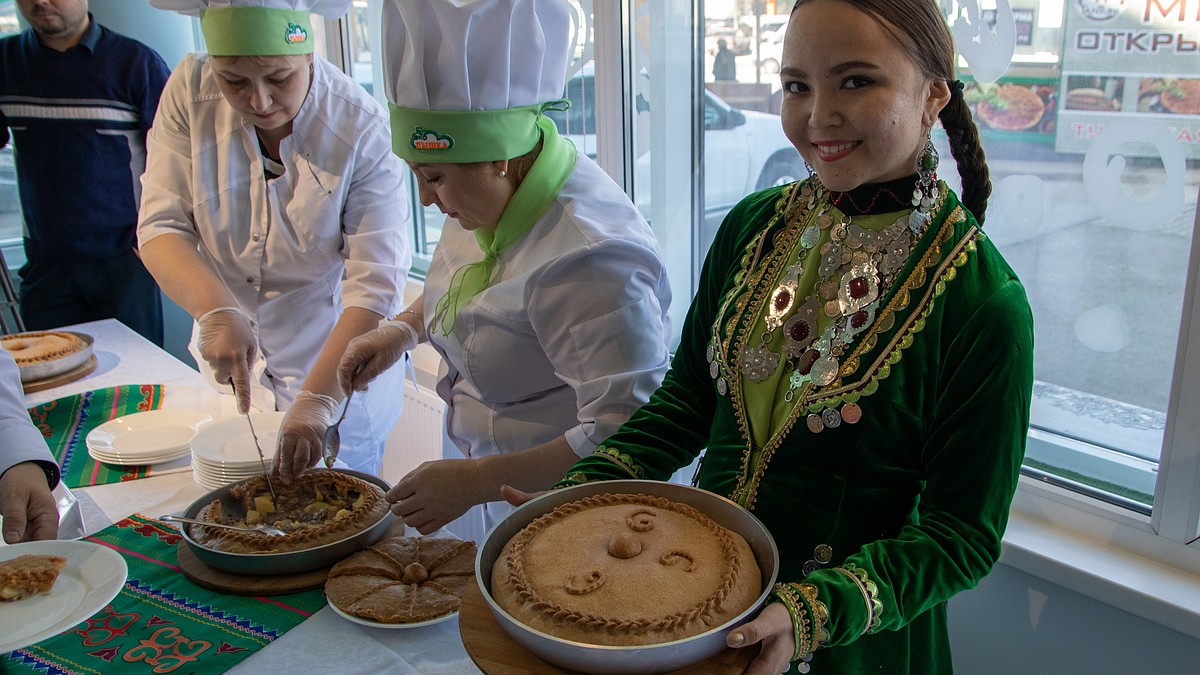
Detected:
[{"left": 232, "top": 381, "right": 278, "bottom": 507}]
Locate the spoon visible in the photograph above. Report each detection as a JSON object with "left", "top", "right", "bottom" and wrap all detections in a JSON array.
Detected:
[
  {"left": 322, "top": 386, "right": 354, "bottom": 468},
  {"left": 160, "top": 514, "right": 286, "bottom": 537}
]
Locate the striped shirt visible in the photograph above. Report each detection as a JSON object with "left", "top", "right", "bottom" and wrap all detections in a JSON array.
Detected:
[{"left": 0, "top": 16, "right": 169, "bottom": 262}]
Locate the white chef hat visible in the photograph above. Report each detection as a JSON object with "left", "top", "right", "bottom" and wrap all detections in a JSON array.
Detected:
[
  {"left": 149, "top": 0, "right": 352, "bottom": 55},
  {"left": 381, "top": 0, "right": 572, "bottom": 163}
]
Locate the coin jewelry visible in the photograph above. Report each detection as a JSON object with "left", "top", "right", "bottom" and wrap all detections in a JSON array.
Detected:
[{"left": 709, "top": 148, "right": 941, "bottom": 432}]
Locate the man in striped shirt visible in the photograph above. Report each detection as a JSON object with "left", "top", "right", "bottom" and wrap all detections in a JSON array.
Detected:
[{"left": 0, "top": 1, "right": 170, "bottom": 345}]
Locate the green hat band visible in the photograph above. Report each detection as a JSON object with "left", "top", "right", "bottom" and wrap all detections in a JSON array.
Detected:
[
  {"left": 201, "top": 7, "right": 314, "bottom": 56},
  {"left": 389, "top": 102, "right": 568, "bottom": 163}
]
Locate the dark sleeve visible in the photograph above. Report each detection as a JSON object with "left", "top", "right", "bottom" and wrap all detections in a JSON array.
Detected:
[{"left": 137, "top": 45, "right": 172, "bottom": 137}]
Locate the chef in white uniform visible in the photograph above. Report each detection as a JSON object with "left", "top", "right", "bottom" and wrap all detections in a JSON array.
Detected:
[
  {"left": 138, "top": 0, "right": 411, "bottom": 479},
  {"left": 323, "top": 0, "right": 672, "bottom": 534}
]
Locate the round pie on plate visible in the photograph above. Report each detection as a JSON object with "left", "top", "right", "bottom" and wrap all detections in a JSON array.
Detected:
[
  {"left": 0, "top": 331, "right": 86, "bottom": 366},
  {"left": 325, "top": 535, "right": 477, "bottom": 624},
  {"left": 191, "top": 470, "right": 388, "bottom": 554},
  {"left": 490, "top": 492, "right": 762, "bottom": 647}
]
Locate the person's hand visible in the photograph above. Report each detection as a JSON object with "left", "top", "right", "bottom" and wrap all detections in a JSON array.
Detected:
[
  {"left": 0, "top": 462, "right": 59, "bottom": 543},
  {"left": 338, "top": 320, "right": 419, "bottom": 394},
  {"left": 387, "top": 459, "right": 485, "bottom": 535},
  {"left": 273, "top": 391, "right": 340, "bottom": 485},
  {"left": 499, "top": 484, "right": 546, "bottom": 507},
  {"left": 726, "top": 602, "right": 796, "bottom": 675},
  {"left": 197, "top": 306, "right": 257, "bottom": 412}
]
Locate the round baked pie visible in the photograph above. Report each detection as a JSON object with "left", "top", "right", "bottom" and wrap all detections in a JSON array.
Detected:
[
  {"left": 490, "top": 492, "right": 763, "bottom": 647},
  {"left": 1, "top": 331, "right": 86, "bottom": 366},
  {"left": 326, "top": 535, "right": 477, "bottom": 624},
  {"left": 191, "top": 470, "right": 388, "bottom": 554}
]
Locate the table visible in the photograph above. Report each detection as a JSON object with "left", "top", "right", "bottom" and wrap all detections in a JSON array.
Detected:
[{"left": 17, "top": 319, "right": 485, "bottom": 675}]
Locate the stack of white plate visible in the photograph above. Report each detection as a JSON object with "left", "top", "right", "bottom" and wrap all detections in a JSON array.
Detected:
[
  {"left": 190, "top": 411, "right": 287, "bottom": 490},
  {"left": 86, "top": 409, "right": 215, "bottom": 466}
]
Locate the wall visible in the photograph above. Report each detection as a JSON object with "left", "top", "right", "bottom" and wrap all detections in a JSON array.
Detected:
[{"left": 949, "top": 563, "right": 1200, "bottom": 674}]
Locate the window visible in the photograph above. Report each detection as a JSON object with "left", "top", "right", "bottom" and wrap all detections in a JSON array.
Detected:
[
  {"left": 344, "top": 0, "right": 1200, "bottom": 553},
  {"left": 0, "top": 1, "right": 23, "bottom": 246}
]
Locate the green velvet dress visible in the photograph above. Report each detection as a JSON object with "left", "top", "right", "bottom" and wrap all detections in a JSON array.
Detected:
[{"left": 556, "top": 176, "right": 1034, "bottom": 673}]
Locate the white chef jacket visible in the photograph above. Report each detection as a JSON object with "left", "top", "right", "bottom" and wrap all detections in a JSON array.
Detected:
[
  {"left": 137, "top": 53, "right": 411, "bottom": 474},
  {"left": 424, "top": 152, "right": 672, "bottom": 527}
]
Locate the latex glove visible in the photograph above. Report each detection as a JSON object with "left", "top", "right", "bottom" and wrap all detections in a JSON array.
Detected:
[
  {"left": 274, "top": 390, "right": 340, "bottom": 485},
  {"left": 0, "top": 462, "right": 59, "bottom": 543},
  {"left": 197, "top": 306, "right": 257, "bottom": 412},
  {"left": 387, "top": 459, "right": 485, "bottom": 535},
  {"left": 726, "top": 602, "right": 795, "bottom": 675},
  {"left": 338, "top": 319, "right": 419, "bottom": 394}
]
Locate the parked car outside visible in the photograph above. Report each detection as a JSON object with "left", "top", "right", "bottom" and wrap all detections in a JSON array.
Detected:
[
  {"left": 757, "top": 28, "right": 785, "bottom": 76},
  {"left": 545, "top": 67, "right": 804, "bottom": 249}
]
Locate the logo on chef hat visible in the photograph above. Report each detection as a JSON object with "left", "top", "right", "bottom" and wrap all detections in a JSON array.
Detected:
[
  {"left": 410, "top": 127, "right": 454, "bottom": 151},
  {"left": 284, "top": 23, "right": 308, "bottom": 45}
]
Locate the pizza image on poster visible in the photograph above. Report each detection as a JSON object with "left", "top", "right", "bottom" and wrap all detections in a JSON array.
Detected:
[
  {"left": 966, "top": 82, "right": 1049, "bottom": 132},
  {"left": 1158, "top": 79, "right": 1200, "bottom": 115}
]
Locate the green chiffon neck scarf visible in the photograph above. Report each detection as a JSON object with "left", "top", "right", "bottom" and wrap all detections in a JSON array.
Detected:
[{"left": 432, "top": 114, "right": 577, "bottom": 336}]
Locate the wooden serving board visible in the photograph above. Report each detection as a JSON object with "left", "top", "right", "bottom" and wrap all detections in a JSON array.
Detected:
[
  {"left": 458, "top": 583, "right": 754, "bottom": 675},
  {"left": 21, "top": 354, "right": 97, "bottom": 393},
  {"left": 177, "top": 543, "right": 331, "bottom": 595}
]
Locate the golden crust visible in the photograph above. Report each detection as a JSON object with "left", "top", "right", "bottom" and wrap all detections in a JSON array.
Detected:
[
  {"left": 0, "top": 554, "right": 67, "bottom": 602},
  {"left": 191, "top": 471, "right": 388, "bottom": 554},
  {"left": 326, "top": 535, "right": 477, "bottom": 624},
  {"left": 490, "top": 493, "right": 762, "bottom": 647},
  {"left": 0, "top": 331, "right": 85, "bottom": 365}
]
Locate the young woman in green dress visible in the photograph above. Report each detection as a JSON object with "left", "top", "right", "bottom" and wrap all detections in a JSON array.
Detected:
[{"left": 514, "top": 0, "right": 1035, "bottom": 672}]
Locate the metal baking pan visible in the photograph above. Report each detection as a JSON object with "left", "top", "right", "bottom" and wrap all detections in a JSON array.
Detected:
[
  {"left": 177, "top": 469, "right": 393, "bottom": 576},
  {"left": 11, "top": 331, "right": 94, "bottom": 383},
  {"left": 476, "top": 479, "right": 779, "bottom": 675}
]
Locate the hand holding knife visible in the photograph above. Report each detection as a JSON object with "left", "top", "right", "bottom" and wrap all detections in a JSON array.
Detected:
[{"left": 231, "top": 381, "right": 278, "bottom": 506}]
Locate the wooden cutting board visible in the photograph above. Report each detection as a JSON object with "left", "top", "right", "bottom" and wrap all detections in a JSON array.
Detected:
[
  {"left": 458, "top": 583, "right": 754, "bottom": 675},
  {"left": 177, "top": 543, "right": 331, "bottom": 595},
  {"left": 21, "top": 354, "right": 97, "bottom": 394}
]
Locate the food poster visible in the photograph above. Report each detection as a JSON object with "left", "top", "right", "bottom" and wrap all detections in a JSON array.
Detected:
[
  {"left": 962, "top": 76, "right": 1059, "bottom": 146},
  {"left": 1058, "top": 0, "right": 1200, "bottom": 157}
]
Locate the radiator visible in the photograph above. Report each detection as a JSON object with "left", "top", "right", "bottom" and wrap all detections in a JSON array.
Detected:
[
  {"left": 380, "top": 379, "right": 446, "bottom": 487},
  {"left": 380, "top": 377, "right": 491, "bottom": 543}
]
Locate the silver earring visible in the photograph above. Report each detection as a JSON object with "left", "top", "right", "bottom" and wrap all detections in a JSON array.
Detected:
[
  {"left": 499, "top": 170, "right": 507, "bottom": 178},
  {"left": 803, "top": 161, "right": 814, "bottom": 178},
  {"left": 909, "top": 135, "right": 939, "bottom": 232}
]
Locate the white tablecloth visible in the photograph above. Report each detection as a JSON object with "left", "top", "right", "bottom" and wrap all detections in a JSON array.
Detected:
[{"left": 20, "top": 319, "right": 484, "bottom": 675}]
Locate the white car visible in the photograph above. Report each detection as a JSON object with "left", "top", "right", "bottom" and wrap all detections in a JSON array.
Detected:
[
  {"left": 757, "top": 28, "right": 785, "bottom": 75},
  {"left": 546, "top": 69, "right": 804, "bottom": 246}
]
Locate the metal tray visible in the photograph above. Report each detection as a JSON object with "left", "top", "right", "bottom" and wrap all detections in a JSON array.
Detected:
[
  {"left": 12, "top": 331, "right": 94, "bottom": 383},
  {"left": 177, "top": 469, "right": 393, "bottom": 576},
  {"left": 476, "top": 480, "right": 779, "bottom": 675}
]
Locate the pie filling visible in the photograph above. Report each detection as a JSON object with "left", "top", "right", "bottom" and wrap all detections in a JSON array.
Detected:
[{"left": 192, "top": 471, "right": 389, "bottom": 554}]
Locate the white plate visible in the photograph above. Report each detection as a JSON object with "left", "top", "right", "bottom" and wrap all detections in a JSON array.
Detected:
[
  {"left": 191, "top": 412, "right": 286, "bottom": 465},
  {"left": 88, "top": 444, "right": 192, "bottom": 466},
  {"left": 86, "top": 409, "right": 214, "bottom": 461},
  {"left": 327, "top": 598, "right": 458, "bottom": 629},
  {"left": 0, "top": 540, "right": 128, "bottom": 653}
]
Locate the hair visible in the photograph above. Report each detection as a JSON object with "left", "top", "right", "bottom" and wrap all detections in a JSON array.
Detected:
[{"left": 792, "top": 0, "right": 991, "bottom": 222}]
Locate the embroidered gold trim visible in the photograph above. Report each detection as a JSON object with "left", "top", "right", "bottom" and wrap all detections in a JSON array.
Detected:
[{"left": 591, "top": 445, "right": 646, "bottom": 479}]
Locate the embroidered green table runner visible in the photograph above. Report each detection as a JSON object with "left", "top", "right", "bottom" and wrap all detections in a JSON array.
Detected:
[
  {"left": 3, "top": 515, "right": 326, "bottom": 674},
  {"left": 28, "top": 385, "right": 168, "bottom": 488}
]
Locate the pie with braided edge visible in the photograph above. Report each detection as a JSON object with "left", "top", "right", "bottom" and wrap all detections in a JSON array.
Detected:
[
  {"left": 0, "top": 331, "right": 86, "bottom": 366},
  {"left": 325, "top": 535, "right": 477, "bottom": 623},
  {"left": 490, "top": 492, "right": 763, "bottom": 647},
  {"left": 191, "top": 470, "right": 388, "bottom": 554}
]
